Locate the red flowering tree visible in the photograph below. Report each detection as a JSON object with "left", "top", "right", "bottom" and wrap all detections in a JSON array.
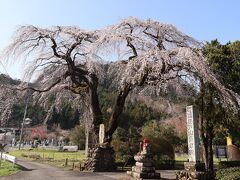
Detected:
[{"left": 31, "top": 126, "right": 47, "bottom": 140}]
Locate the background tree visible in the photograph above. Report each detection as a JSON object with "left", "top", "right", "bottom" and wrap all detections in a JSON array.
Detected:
[
  {"left": 69, "top": 124, "right": 88, "bottom": 150},
  {"left": 197, "top": 81, "right": 225, "bottom": 178},
  {"left": 196, "top": 40, "right": 240, "bottom": 178},
  {"left": 2, "top": 17, "right": 240, "bottom": 145}
]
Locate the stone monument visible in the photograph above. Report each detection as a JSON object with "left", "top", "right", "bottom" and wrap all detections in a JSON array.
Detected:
[
  {"left": 127, "top": 138, "right": 160, "bottom": 179},
  {"left": 99, "top": 124, "right": 105, "bottom": 144},
  {"left": 176, "top": 105, "right": 206, "bottom": 180},
  {"left": 186, "top": 105, "right": 200, "bottom": 162},
  {"left": 83, "top": 124, "right": 116, "bottom": 171}
]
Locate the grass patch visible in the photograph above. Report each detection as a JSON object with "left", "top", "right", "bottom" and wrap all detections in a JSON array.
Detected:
[
  {"left": 0, "top": 161, "right": 21, "bottom": 176},
  {"left": 10, "top": 148, "right": 86, "bottom": 170}
]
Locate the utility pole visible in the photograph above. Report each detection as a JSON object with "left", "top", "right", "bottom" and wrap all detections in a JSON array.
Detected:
[{"left": 18, "top": 97, "right": 29, "bottom": 150}]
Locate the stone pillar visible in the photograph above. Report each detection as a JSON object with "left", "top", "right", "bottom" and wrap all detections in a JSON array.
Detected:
[
  {"left": 85, "top": 124, "right": 89, "bottom": 157},
  {"left": 176, "top": 106, "right": 206, "bottom": 180}
]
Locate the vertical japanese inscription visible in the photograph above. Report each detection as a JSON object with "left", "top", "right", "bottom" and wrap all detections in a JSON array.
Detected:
[
  {"left": 186, "top": 105, "right": 200, "bottom": 162},
  {"left": 99, "top": 124, "right": 105, "bottom": 144}
]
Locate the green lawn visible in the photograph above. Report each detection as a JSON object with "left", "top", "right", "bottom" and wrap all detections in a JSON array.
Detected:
[
  {"left": 10, "top": 148, "right": 86, "bottom": 170},
  {"left": 175, "top": 155, "right": 188, "bottom": 161},
  {"left": 175, "top": 154, "right": 227, "bottom": 165},
  {"left": 0, "top": 161, "right": 21, "bottom": 176}
]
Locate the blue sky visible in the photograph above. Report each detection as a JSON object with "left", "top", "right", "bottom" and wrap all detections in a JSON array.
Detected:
[{"left": 0, "top": 0, "right": 240, "bottom": 79}]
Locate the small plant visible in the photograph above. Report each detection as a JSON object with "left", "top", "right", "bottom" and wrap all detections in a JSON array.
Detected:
[{"left": 21, "top": 153, "right": 28, "bottom": 158}]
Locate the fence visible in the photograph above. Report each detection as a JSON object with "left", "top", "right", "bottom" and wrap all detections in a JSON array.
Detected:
[{"left": 2, "top": 153, "right": 17, "bottom": 167}]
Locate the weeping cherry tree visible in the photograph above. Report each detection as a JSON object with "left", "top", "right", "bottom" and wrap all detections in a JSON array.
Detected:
[{"left": 2, "top": 17, "right": 240, "bottom": 144}]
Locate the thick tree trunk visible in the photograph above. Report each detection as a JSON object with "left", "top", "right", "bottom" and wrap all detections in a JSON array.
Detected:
[
  {"left": 88, "top": 75, "right": 103, "bottom": 141},
  {"left": 202, "top": 126, "right": 214, "bottom": 179},
  {"left": 89, "top": 87, "right": 103, "bottom": 134},
  {"left": 105, "top": 84, "right": 132, "bottom": 143},
  {"left": 86, "top": 75, "right": 132, "bottom": 144},
  {"left": 83, "top": 84, "right": 131, "bottom": 172},
  {"left": 207, "top": 131, "right": 214, "bottom": 179}
]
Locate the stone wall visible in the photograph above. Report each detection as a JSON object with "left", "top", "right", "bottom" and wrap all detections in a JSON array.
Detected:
[{"left": 84, "top": 145, "right": 117, "bottom": 172}]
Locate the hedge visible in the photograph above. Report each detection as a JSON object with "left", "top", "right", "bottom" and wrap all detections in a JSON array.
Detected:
[
  {"left": 216, "top": 167, "right": 240, "bottom": 180},
  {"left": 218, "top": 161, "right": 240, "bottom": 169}
]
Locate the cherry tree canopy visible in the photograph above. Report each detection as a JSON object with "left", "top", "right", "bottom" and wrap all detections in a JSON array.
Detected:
[{"left": 1, "top": 17, "right": 240, "bottom": 142}]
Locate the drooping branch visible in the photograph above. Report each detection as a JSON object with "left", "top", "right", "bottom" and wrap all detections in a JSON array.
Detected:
[{"left": 17, "top": 78, "right": 62, "bottom": 93}]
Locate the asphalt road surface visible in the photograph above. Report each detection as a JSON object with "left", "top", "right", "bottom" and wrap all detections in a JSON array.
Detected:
[{"left": 0, "top": 159, "right": 176, "bottom": 180}]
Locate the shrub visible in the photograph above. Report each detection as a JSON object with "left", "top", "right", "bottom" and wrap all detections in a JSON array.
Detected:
[
  {"left": 218, "top": 161, "right": 240, "bottom": 169},
  {"left": 112, "top": 127, "right": 141, "bottom": 162},
  {"left": 216, "top": 167, "right": 240, "bottom": 180},
  {"left": 141, "top": 121, "right": 175, "bottom": 155},
  {"left": 148, "top": 137, "right": 175, "bottom": 160},
  {"left": 148, "top": 137, "right": 175, "bottom": 169}
]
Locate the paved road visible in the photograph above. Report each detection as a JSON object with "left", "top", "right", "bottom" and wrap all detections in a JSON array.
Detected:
[
  {"left": 0, "top": 159, "right": 176, "bottom": 180},
  {"left": 0, "top": 159, "right": 128, "bottom": 180}
]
